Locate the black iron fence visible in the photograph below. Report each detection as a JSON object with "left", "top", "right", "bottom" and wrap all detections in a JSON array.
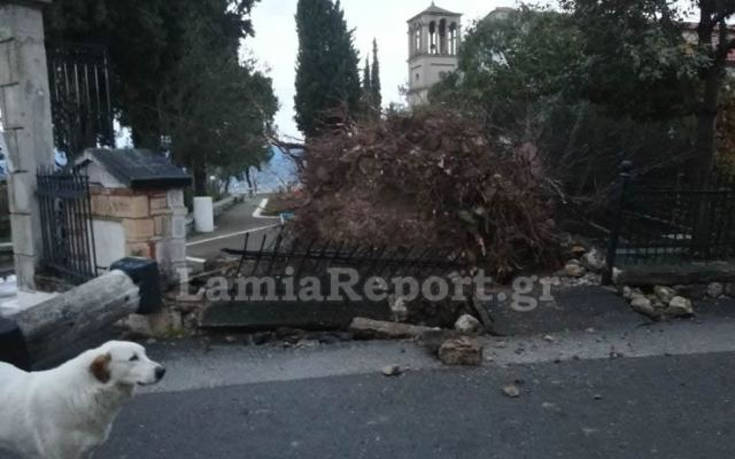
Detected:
[
  {"left": 604, "top": 163, "right": 735, "bottom": 281},
  {"left": 47, "top": 42, "right": 114, "bottom": 157},
  {"left": 223, "top": 230, "right": 466, "bottom": 280},
  {"left": 37, "top": 167, "right": 98, "bottom": 283}
]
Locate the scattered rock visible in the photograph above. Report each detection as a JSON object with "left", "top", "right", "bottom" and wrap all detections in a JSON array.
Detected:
[
  {"left": 706, "top": 282, "right": 724, "bottom": 299},
  {"left": 593, "top": 394, "right": 602, "bottom": 400},
  {"left": 571, "top": 245, "right": 587, "bottom": 257},
  {"left": 622, "top": 286, "right": 633, "bottom": 300},
  {"left": 666, "top": 296, "right": 694, "bottom": 317},
  {"left": 275, "top": 327, "right": 306, "bottom": 343},
  {"left": 349, "top": 317, "right": 439, "bottom": 339},
  {"left": 454, "top": 314, "right": 483, "bottom": 334},
  {"left": 654, "top": 286, "right": 676, "bottom": 304},
  {"left": 564, "top": 260, "right": 587, "bottom": 278},
  {"left": 417, "top": 329, "right": 462, "bottom": 353},
  {"left": 582, "top": 249, "right": 606, "bottom": 272},
  {"left": 296, "top": 339, "right": 319, "bottom": 349},
  {"left": 560, "top": 272, "right": 601, "bottom": 287},
  {"left": 381, "top": 364, "right": 402, "bottom": 377},
  {"left": 225, "top": 335, "right": 237, "bottom": 343},
  {"left": 502, "top": 384, "right": 521, "bottom": 398},
  {"left": 438, "top": 336, "right": 483, "bottom": 366},
  {"left": 629, "top": 295, "right": 660, "bottom": 319},
  {"left": 543, "top": 334, "right": 555, "bottom": 343}
]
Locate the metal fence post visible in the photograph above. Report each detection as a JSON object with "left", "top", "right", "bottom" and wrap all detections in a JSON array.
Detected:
[{"left": 602, "top": 160, "right": 632, "bottom": 285}]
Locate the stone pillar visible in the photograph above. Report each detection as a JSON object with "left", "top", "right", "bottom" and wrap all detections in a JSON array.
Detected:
[
  {"left": 0, "top": 0, "right": 54, "bottom": 291},
  {"left": 89, "top": 187, "right": 188, "bottom": 285}
]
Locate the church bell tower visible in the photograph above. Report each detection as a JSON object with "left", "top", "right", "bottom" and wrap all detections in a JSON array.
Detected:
[{"left": 406, "top": 2, "right": 461, "bottom": 106}]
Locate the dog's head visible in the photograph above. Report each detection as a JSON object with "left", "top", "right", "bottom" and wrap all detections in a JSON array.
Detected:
[{"left": 89, "top": 341, "right": 165, "bottom": 387}]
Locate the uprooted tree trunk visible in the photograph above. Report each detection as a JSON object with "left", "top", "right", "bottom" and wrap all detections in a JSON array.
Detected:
[{"left": 13, "top": 271, "right": 140, "bottom": 367}]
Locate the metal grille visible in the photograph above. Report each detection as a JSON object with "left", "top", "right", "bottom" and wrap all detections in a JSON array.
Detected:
[
  {"left": 223, "top": 229, "right": 466, "bottom": 279},
  {"left": 46, "top": 42, "right": 114, "bottom": 157},
  {"left": 37, "top": 167, "right": 98, "bottom": 283},
  {"left": 604, "top": 164, "right": 735, "bottom": 281}
]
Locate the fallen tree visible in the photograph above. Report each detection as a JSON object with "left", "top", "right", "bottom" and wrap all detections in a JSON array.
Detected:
[
  {"left": 294, "top": 108, "right": 562, "bottom": 279},
  {"left": 12, "top": 270, "right": 140, "bottom": 367}
]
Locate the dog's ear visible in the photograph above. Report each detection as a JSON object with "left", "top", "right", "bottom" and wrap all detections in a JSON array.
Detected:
[{"left": 90, "top": 353, "right": 112, "bottom": 383}]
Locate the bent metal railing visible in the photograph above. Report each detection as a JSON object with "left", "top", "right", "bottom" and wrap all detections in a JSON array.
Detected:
[
  {"left": 37, "top": 167, "right": 98, "bottom": 283},
  {"left": 222, "top": 229, "right": 466, "bottom": 280}
]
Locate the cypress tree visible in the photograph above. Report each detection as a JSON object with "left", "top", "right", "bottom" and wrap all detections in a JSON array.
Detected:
[
  {"left": 294, "top": 0, "right": 361, "bottom": 138},
  {"left": 362, "top": 57, "right": 372, "bottom": 114},
  {"left": 370, "top": 38, "right": 382, "bottom": 112},
  {"left": 363, "top": 57, "right": 371, "bottom": 92}
]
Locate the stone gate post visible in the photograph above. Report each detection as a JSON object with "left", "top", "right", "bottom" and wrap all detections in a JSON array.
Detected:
[{"left": 0, "top": 0, "right": 55, "bottom": 290}]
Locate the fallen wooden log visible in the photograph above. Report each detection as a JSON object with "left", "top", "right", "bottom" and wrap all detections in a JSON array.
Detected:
[
  {"left": 349, "top": 317, "right": 439, "bottom": 339},
  {"left": 13, "top": 270, "right": 140, "bottom": 365}
]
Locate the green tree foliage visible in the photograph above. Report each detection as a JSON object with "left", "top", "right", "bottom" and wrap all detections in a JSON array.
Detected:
[
  {"left": 45, "top": 0, "right": 277, "bottom": 195},
  {"left": 294, "top": 0, "right": 361, "bottom": 138},
  {"left": 158, "top": 11, "right": 277, "bottom": 195},
  {"left": 561, "top": 0, "right": 735, "bottom": 183},
  {"left": 430, "top": 7, "right": 697, "bottom": 202},
  {"left": 432, "top": 8, "right": 585, "bottom": 137}
]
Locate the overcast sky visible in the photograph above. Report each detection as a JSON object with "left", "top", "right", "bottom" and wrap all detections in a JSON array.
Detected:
[{"left": 243, "top": 1, "right": 513, "bottom": 140}]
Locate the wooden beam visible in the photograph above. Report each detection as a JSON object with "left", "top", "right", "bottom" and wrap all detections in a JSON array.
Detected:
[{"left": 13, "top": 270, "right": 140, "bottom": 365}]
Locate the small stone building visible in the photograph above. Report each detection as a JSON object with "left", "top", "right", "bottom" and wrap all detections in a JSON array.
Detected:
[{"left": 78, "top": 149, "right": 191, "bottom": 282}]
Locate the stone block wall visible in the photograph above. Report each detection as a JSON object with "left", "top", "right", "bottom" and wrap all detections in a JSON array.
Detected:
[{"left": 90, "top": 187, "right": 187, "bottom": 283}]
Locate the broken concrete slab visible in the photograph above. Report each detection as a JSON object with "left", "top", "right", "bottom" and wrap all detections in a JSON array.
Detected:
[{"left": 202, "top": 301, "right": 392, "bottom": 331}]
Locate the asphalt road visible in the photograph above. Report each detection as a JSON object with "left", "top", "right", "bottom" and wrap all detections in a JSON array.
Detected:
[
  {"left": 186, "top": 196, "right": 280, "bottom": 261},
  {"left": 99, "top": 351, "right": 735, "bottom": 458}
]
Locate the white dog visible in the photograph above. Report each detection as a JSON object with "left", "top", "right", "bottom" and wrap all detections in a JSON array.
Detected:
[{"left": 0, "top": 340, "right": 165, "bottom": 459}]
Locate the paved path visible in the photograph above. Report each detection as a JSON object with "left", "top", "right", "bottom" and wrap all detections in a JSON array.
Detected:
[
  {"left": 186, "top": 195, "right": 280, "bottom": 261},
  {"left": 6, "top": 314, "right": 735, "bottom": 458},
  {"left": 95, "top": 319, "right": 735, "bottom": 458}
]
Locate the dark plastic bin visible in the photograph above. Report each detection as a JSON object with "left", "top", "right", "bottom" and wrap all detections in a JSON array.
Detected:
[
  {"left": 110, "top": 257, "right": 162, "bottom": 315},
  {"left": 0, "top": 317, "right": 31, "bottom": 370}
]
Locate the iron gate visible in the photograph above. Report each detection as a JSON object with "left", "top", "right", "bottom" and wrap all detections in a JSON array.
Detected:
[
  {"left": 37, "top": 167, "right": 98, "bottom": 283},
  {"left": 46, "top": 42, "right": 114, "bottom": 158}
]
